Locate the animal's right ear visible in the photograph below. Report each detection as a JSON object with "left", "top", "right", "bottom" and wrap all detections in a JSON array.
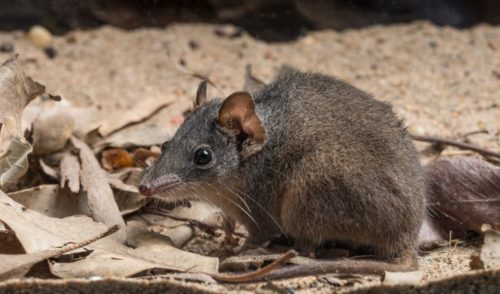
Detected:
[
  {"left": 217, "top": 91, "right": 267, "bottom": 159},
  {"left": 194, "top": 80, "right": 208, "bottom": 108}
]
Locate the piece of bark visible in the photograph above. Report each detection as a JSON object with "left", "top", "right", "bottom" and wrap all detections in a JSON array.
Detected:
[{"left": 70, "top": 136, "right": 126, "bottom": 242}]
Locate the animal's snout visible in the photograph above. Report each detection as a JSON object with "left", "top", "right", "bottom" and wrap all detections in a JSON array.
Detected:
[{"left": 138, "top": 173, "right": 182, "bottom": 197}]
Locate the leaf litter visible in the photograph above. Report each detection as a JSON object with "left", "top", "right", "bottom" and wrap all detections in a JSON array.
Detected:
[{"left": 0, "top": 55, "right": 221, "bottom": 283}]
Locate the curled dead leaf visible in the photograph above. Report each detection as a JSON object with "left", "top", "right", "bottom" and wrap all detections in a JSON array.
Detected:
[
  {"left": 425, "top": 157, "right": 500, "bottom": 238},
  {"left": 101, "top": 148, "right": 134, "bottom": 171},
  {"left": 70, "top": 136, "right": 126, "bottom": 242},
  {"left": 0, "top": 55, "right": 46, "bottom": 139},
  {"left": 0, "top": 137, "right": 32, "bottom": 190}
]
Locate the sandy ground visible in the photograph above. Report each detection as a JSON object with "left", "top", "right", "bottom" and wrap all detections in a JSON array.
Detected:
[{"left": 0, "top": 21, "right": 498, "bottom": 292}]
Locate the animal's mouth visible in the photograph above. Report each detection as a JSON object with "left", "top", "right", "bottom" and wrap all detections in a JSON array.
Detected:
[
  {"left": 139, "top": 182, "right": 181, "bottom": 197},
  {"left": 138, "top": 174, "right": 182, "bottom": 197}
]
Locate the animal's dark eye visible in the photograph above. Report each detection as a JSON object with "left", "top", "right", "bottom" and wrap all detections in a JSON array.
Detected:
[{"left": 193, "top": 147, "right": 212, "bottom": 166}]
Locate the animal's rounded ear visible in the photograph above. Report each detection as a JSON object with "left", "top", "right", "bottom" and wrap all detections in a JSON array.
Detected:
[
  {"left": 194, "top": 80, "right": 208, "bottom": 108},
  {"left": 217, "top": 92, "right": 267, "bottom": 158}
]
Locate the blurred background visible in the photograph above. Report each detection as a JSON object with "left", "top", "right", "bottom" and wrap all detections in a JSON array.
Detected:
[{"left": 2, "top": 0, "right": 500, "bottom": 41}]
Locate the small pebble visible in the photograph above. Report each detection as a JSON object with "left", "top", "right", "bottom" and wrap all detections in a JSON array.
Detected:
[
  {"left": 188, "top": 40, "right": 199, "bottom": 50},
  {"left": 408, "top": 124, "right": 427, "bottom": 136},
  {"left": 214, "top": 28, "right": 226, "bottom": 37},
  {"left": 89, "top": 276, "right": 102, "bottom": 281},
  {"left": 28, "top": 25, "right": 53, "bottom": 48},
  {"left": 44, "top": 46, "right": 58, "bottom": 59},
  {"left": 0, "top": 42, "right": 14, "bottom": 53},
  {"left": 213, "top": 26, "right": 243, "bottom": 38}
]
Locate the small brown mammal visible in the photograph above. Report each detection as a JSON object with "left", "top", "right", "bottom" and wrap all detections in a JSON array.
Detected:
[{"left": 140, "top": 68, "right": 426, "bottom": 274}]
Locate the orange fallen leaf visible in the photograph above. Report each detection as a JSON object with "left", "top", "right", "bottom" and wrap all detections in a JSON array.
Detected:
[{"left": 101, "top": 148, "right": 134, "bottom": 171}]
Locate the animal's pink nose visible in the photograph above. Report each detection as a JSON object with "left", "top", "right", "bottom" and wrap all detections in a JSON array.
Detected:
[{"left": 138, "top": 184, "right": 153, "bottom": 197}]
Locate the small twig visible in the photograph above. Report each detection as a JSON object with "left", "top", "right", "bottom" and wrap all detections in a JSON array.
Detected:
[
  {"left": 412, "top": 135, "right": 500, "bottom": 159},
  {"left": 462, "top": 130, "right": 489, "bottom": 137},
  {"left": 212, "top": 250, "right": 298, "bottom": 283},
  {"left": 165, "top": 47, "right": 224, "bottom": 97},
  {"left": 57, "top": 225, "right": 120, "bottom": 252}
]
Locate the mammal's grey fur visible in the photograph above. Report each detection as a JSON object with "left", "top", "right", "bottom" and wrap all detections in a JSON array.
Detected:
[{"left": 141, "top": 69, "right": 426, "bottom": 262}]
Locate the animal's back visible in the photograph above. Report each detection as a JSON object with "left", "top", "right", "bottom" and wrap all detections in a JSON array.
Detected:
[{"left": 248, "top": 70, "right": 426, "bottom": 257}]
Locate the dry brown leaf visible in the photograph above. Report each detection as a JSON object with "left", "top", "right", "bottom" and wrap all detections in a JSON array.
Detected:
[
  {"left": 480, "top": 224, "right": 500, "bottom": 269},
  {"left": 93, "top": 123, "right": 174, "bottom": 152},
  {"left": 60, "top": 152, "right": 80, "bottom": 194},
  {"left": 70, "top": 136, "right": 126, "bottom": 242},
  {"left": 0, "top": 137, "right": 32, "bottom": 190},
  {"left": 0, "top": 225, "right": 118, "bottom": 281},
  {"left": 131, "top": 201, "right": 221, "bottom": 248},
  {"left": 63, "top": 106, "right": 101, "bottom": 138},
  {"left": 0, "top": 189, "right": 218, "bottom": 279},
  {"left": 8, "top": 185, "right": 79, "bottom": 218},
  {"left": 134, "top": 213, "right": 194, "bottom": 249},
  {"left": 0, "top": 55, "right": 46, "bottom": 139},
  {"left": 98, "top": 98, "right": 173, "bottom": 137},
  {"left": 101, "top": 148, "right": 134, "bottom": 171},
  {"left": 0, "top": 189, "right": 114, "bottom": 254},
  {"left": 108, "top": 168, "right": 145, "bottom": 214},
  {"left": 32, "top": 106, "right": 74, "bottom": 155},
  {"left": 91, "top": 99, "right": 190, "bottom": 152},
  {"left": 108, "top": 177, "right": 140, "bottom": 194},
  {"left": 50, "top": 221, "right": 219, "bottom": 278},
  {"left": 425, "top": 157, "right": 500, "bottom": 238},
  {"left": 131, "top": 148, "right": 160, "bottom": 165}
]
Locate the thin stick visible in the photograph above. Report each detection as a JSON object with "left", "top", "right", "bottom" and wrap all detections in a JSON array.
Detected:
[
  {"left": 57, "top": 225, "right": 120, "bottom": 251},
  {"left": 211, "top": 250, "right": 298, "bottom": 283},
  {"left": 412, "top": 135, "right": 500, "bottom": 159}
]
